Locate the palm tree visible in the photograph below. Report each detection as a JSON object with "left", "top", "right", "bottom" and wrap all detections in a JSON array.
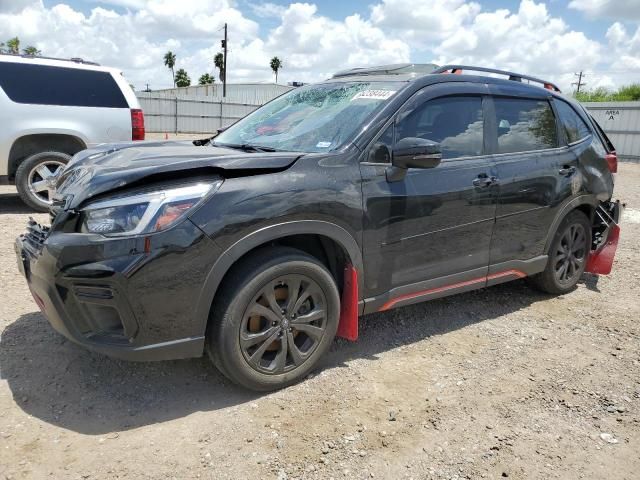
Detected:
[
  {"left": 214, "top": 53, "right": 225, "bottom": 82},
  {"left": 174, "top": 68, "right": 191, "bottom": 87},
  {"left": 163, "top": 51, "right": 176, "bottom": 87},
  {"left": 23, "top": 46, "right": 41, "bottom": 56},
  {"left": 270, "top": 56, "right": 283, "bottom": 84},
  {"left": 6, "top": 37, "right": 20, "bottom": 54},
  {"left": 198, "top": 73, "right": 215, "bottom": 85}
]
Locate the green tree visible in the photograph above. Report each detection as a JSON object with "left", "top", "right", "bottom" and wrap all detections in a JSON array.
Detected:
[
  {"left": 270, "top": 56, "right": 283, "bottom": 84},
  {"left": 22, "top": 45, "right": 41, "bottom": 56},
  {"left": 174, "top": 68, "right": 191, "bottom": 87},
  {"left": 6, "top": 37, "right": 20, "bottom": 54},
  {"left": 198, "top": 73, "right": 215, "bottom": 85},
  {"left": 214, "top": 52, "right": 225, "bottom": 82},
  {"left": 163, "top": 51, "right": 176, "bottom": 87},
  {"left": 575, "top": 84, "right": 640, "bottom": 102}
]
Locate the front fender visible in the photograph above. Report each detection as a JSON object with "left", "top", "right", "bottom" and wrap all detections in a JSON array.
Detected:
[{"left": 193, "top": 220, "right": 364, "bottom": 337}]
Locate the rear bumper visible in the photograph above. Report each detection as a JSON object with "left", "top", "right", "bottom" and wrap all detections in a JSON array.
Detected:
[
  {"left": 585, "top": 200, "right": 623, "bottom": 275},
  {"left": 14, "top": 218, "right": 220, "bottom": 361}
]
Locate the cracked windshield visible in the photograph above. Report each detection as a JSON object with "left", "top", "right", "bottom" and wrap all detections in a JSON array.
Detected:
[{"left": 214, "top": 81, "right": 403, "bottom": 153}]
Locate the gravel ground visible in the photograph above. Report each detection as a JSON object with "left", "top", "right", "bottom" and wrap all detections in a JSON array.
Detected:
[{"left": 0, "top": 164, "right": 639, "bottom": 480}]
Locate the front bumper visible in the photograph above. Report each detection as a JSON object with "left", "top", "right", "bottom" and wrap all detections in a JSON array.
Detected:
[{"left": 15, "top": 217, "right": 221, "bottom": 361}]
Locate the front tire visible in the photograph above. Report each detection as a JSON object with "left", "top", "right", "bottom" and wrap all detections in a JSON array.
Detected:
[
  {"left": 208, "top": 247, "right": 340, "bottom": 391},
  {"left": 529, "top": 210, "right": 591, "bottom": 294},
  {"left": 15, "top": 151, "right": 70, "bottom": 212}
]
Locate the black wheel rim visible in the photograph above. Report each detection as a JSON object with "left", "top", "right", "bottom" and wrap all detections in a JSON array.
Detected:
[
  {"left": 239, "top": 274, "right": 327, "bottom": 375},
  {"left": 553, "top": 223, "right": 587, "bottom": 285}
]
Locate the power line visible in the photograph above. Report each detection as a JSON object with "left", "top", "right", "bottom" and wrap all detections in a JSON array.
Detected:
[{"left": 572, "top": 71, "right": 586, "bottom": 93}]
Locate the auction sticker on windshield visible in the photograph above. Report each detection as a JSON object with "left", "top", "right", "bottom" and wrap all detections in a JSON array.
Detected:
[{"left": 351, "top": 90, "right": 397, "bottom": 101}]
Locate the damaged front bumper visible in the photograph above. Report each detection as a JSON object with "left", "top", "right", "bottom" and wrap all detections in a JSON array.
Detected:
[
  {"left": 14, "top": 216, "right": 221, "bottom": 361},
  {"left": 585, "top": 200, "right": 623, "bottom": 275}
]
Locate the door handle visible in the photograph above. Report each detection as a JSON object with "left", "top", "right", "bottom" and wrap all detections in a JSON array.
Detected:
[
  {"left": 558, "top": 166, "right": 577, "bottom": 176},
  {"left": 472, "top": 174, "right": 498, "bottom": 188}
]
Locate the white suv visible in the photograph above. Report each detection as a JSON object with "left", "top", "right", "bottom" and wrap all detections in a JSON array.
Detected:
[{"left": 0, "top": 54, "right": 144, "bottom": 211}]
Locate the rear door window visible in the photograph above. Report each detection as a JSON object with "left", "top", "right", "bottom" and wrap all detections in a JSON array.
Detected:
[
  {"left": 492, "top": 98, "right": 558, "bottom": 153},
  {"left": 0, "top": 62, "right": 127, "bottom": 108},
  {"left": 396, "top": 95, "right": 484, "bottom": 160},
  {"left": 555, "top": 100, "right": 592, "bottom": 144}
]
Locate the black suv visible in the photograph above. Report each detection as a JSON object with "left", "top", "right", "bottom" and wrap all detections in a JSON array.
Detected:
[{"left": 15, "top": 64, "right": 622, "bottom": 391}]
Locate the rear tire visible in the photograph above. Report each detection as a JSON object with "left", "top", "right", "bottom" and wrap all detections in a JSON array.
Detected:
[
  {"left": 15, "top": 151, "right": 70, "bottom": 212},
  {"left": 529, "top": 210, "right": 591, "bottom": 294},
  {"left": 207, "top": 247, "right": 340, "bottom": 391}
]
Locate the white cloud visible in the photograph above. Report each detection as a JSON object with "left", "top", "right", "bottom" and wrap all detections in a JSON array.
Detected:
[
  {"left": 371, "top": 0, "right": 481, "bottom": 47},
  {"left": 250, "top": 2, "right": 287, "bottom": 18},
  {"left": 0, "top": 0, "right": 637, "bottom": 92},
  {"left": 432, "top": 0, "right": 603, "bottom": 88},
  {"left": 603, "top": 22, "right": 640, "bottom": 74},
  {"left": 569, "top": 0, "right": 640, "bottom": 21},
  {"left": 0, "top": 0, "right": 36, "bottom": 13}
]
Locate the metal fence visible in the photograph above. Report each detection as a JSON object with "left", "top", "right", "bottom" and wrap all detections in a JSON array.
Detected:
[
  {"left": 136, "top": 83, "right": 294, "bottom": 134},
  {"left": 138, "top": 91, "right": 640, "bottom": 161},
  {"left": 137, "top": 96, "right": 262, "bottom": 134},
  {"left": 584, "top": 102, "right": 640, "bottom": 161}
]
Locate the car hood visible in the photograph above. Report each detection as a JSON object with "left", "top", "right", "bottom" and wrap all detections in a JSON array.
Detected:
[{"left": 55, "top": 140, "right": 303, "bottom": 210}]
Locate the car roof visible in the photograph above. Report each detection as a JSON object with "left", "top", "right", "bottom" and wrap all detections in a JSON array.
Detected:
[
  {"left": 0, "top": 53, "right": 119, "bottom": 74},
  {"left": 327, "top": 63, "right": 565, "bottom": 98}
]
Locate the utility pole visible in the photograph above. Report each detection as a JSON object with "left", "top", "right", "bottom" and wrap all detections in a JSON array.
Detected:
[
  {"left": 573, "top": 71, "right": 586, "bottom": 94},
  {"left": 222, "top": 23, "right": 228, "bottom": 98}
]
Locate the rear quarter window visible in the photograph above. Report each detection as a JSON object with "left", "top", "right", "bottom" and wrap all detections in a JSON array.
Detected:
[
  {"left": 0, "top": 62, "right": 128, "bottom": 108},
  {"left": 554, "top": 100, "right": 592, "bottom": 144},
  {"left": 493, "top": 97, "right": 558, "bottom": 154}
]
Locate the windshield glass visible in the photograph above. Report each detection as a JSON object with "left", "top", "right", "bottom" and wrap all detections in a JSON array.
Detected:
[{"left": 213, "top": 81, "right": 404, "bottom": 153}]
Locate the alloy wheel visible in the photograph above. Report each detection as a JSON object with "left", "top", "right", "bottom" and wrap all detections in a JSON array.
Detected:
[
  {"left": 27, "top": 160, "right": 66, "bottom": 206},
  {"left": 553, "top": 223, "right": 587, "bottom": 285},
  {"left": 239, "top": 274, "right": 328, "bottom": 375}
]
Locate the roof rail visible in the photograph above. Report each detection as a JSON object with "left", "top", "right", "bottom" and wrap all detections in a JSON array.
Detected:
[
  {"left": 432, "top": 65, "right": 561, "bottom": 93},
  {"left": 332, "top": 63, "right": 438, "bottom": 78},
  {"left": 0, "top": 52, "right": 100, "bottom": 66}
]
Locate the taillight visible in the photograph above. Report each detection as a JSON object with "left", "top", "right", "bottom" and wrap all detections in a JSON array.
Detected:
[
  {"left": 605, "top": 152, "right": 617, "bottom": 174},
  {"left": 131, "top": 108, "right": 145, "bottom": 141}
]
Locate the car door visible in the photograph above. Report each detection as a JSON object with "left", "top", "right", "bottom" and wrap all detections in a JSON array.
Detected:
[
  {"left": 486, "top": 90, "right": 577, "bottom": 276},
  {"left": 360, "top": 83, "right": 498, "bottom": 307}
]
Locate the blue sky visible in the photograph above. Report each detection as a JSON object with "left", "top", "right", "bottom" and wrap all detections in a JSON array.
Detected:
[
  {"left": 50, "top": 0, "right": 619, "bottom": 41},
  {"left": 5, "top": 1, "right": 640, "bottom": 90}
]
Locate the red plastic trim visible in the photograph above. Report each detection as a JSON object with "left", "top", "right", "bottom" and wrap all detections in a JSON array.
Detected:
[
  {"left": 585, "top": 225, "right": 620, "bottom": 275},
  {"left": 379, "top": 269, "right": 526, "bottom": 312},
  {"left": 29, "top": 287, "right": 46, "bottom": 313},
  {"left": 605, "top": 152, "right": 618, "bottom": 174},
  {"left": 337, "top": 264, "right": 359, "bottom": 341}
]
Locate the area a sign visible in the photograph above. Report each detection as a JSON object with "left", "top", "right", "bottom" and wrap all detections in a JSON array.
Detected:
[{"left": 605, "top": 110, "right": 620, "bottom": 121}]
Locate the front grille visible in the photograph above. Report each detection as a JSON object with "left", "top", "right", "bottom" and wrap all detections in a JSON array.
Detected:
[{"left": 22, "top": 218, "right": 50, "bottom": 255}]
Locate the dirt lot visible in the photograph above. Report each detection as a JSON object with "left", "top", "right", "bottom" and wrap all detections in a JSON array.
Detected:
[{"left": 1, "top": 164, "right": 639, "bottom": 480}]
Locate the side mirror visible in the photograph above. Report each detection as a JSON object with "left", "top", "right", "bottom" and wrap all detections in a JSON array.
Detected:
[{"left": 392, "top": 137, "right": 442, "bottom": 169}]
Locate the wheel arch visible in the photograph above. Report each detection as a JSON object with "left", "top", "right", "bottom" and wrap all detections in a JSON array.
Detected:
[
  {"left": 195, "top": 220, "right": 364, "bottom": 338},
  {"left": 543, "top": 196, "right": 598, "bottom": 254},
  {"left": 8, "top": 133, "right": 87, "bottom": 180}
]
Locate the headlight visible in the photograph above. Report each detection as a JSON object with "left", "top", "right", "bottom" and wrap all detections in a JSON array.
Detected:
[{"left": 80, "top": 181, "right": 221, "bottom": 236}]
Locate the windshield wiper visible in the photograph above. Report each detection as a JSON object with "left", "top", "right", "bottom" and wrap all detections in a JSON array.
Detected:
[{"left": 212, "top": 142, "right": 278, "bottom": 153}]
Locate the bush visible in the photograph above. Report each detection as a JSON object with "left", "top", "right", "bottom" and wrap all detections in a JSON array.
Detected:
[{"left": 575, "top": 84, "right": 640, "bottom": 102}]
